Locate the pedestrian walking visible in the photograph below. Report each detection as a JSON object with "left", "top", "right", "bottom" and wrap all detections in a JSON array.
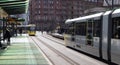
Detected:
[
  {"left": 19, "top": 28, "right": 22, "bottom": 36},
  {"left": 3, "top": 28, "right": 11, "bottom": 45}
]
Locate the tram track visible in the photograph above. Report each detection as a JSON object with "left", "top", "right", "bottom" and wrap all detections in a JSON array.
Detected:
[
  {"left": 29, "top": 36, "right": 55, "bottom": 65},
  {"left": 30, "top": 36, "right": 80, "bottom": 65},
  {"left": 41, "top": 35, "right": 65, "bottom": 46}
]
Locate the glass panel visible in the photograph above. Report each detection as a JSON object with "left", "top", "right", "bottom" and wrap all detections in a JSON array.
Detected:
[
  {"left": 66, "top": 22, "right": 75, "bottom": 34},
  {"left": 86, "top": 20, "right": 93, "bottom": 46},
  {"left": 30, "top": 27, "right": 35, "bottom": 31},
  {"left": 76, "top": 22, "right": 86, "bottom": 35},
  {"left": 93, "top": 20, "right": 101, "bottom": 37},
  {"left": 112, "top": 17, "right": 120, "bottom": 39}
]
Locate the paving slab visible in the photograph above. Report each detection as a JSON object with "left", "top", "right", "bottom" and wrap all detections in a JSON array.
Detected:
[{"left": 0, "top": 34, "right": 50, "bottom": 65}]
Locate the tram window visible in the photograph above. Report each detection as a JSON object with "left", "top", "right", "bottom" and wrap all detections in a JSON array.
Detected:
[
  {"left": 112, "top": 17, "right": 120, "bottom": 39},
  {"left": 66, "top": 23, "right": 75, "bottom": 34},
  {"left": 86, "top": 21, "right": 94, "bottom": 46},
  {"left": 86, "top": 33, "right": 93, "bottom": 46},
  {"left": 87, "top": 22, "right": 93, "bottom": 33},
  {"left": 76, "top": 22, "right": 86, "bottom": 35},
  {"left": 30, "top": 27, "right": 35, "bottom": 31},
  {"left": 93, "top": 20, "right": 101, "bottom": 37}
]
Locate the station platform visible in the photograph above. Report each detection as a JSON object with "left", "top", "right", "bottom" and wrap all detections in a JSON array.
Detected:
[{"left": 0, "top": 34, "right": 50, "bottom": 65}]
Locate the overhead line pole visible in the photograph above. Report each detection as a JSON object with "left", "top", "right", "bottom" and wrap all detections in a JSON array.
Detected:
[
  {"left": 104, "top": 0, "right": 114, "bottom": 10},
  {"left": 104, "top": 0, "right": 110, "bottom": 7},
  {"left": 111, "top": 0, "right": 114, "bottom": 9}
]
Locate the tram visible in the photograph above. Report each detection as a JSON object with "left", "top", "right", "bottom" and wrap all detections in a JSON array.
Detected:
[
  {"left": 28, "top": 24, "right": 36, "bottom": 36},
  {"left": 64, "top": 8, "right": 120, "bottom": 65}
]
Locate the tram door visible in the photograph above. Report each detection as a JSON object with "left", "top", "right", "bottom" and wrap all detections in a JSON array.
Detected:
[
  {"left": 86, "top": 20, "right": 93, "bottom": 46},
  {"left": 111, "top": 17, "right": 120, "bottom": 64},
  {"left": 85, "top": 20, "right": 101, "bottom": 57}
]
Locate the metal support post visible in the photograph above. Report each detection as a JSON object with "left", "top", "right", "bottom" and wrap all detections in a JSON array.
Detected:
[
  {"left": 111, "top": 0, "right": 114, "bottom": 9},
  {"left": 15, "top": 21, "right": 17, "bottom": 36},
  {"left": 3, "top": 18, "right": 5, "bottom": 39},
  {"left": 0, "top": 30, "right": 2, "bottom": 47},
  {"left": 104, "top": 0, "right": 114, "bottom": 10}
]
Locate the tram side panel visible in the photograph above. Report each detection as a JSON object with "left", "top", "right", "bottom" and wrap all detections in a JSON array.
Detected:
[
  {"left": 74, "top": 21, "right": 101, "bottom": 57},
  {"left": 65, "top": 9, "right": 120, "bottom": 65},
  {"left": 74, "top": 35, "right": 100, "bottom": 57},
  {"left": 65, "top": 20, "right": 101, "bottom": 57},
  {"left": 111, "top": 39, "right": 120, "bottom": 65},
  {"left": 64, "top": 34, "right": 76, "bottom": 47}
]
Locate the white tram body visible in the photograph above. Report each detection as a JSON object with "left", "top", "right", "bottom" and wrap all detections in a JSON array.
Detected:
[{"left": 64, "top": 8, "right": 120, "bottom": 65}]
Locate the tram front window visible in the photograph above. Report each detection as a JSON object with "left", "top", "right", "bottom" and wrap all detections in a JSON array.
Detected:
[{"left": 30, "top": 27, "right": 35, "bottom": 31}]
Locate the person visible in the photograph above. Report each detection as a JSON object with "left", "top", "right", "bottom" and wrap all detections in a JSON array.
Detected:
[
  {"left": 3, "top": 28, "right": 11, "bottom": 45},
  {"left": 19, "top": 28, "right": 22, "bottom": 36},
  {"left": 0, "top": 39, "right": 2, "bottom": 48},
  {"left": 0, "top": 30, "right": 2, "bottom": 48}
]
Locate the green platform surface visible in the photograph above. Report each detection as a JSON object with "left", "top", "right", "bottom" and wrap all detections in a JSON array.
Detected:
[{"left": 0, "top": 35, "right": 49, "bottom": 65}]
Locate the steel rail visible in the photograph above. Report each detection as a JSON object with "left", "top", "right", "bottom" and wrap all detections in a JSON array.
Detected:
[
  {"left": 35, "top": 36, "right": 80, "bottom": 65},
  {"left": 41, "top": 35, "right": 65, "bottom": 46},
  {"left": 29, "top": 36, "right": 55, "bottom": 65}
]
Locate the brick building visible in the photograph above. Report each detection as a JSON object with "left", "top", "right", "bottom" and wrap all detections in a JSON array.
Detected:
[{"left": 29, "top": 0, "right": 104, "bottom": 31}]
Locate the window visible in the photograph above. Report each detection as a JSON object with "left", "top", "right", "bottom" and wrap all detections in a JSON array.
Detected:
[
  {"left": 66, "top": 22, "right": 75, "bottom": 34},
  {"left": 112, "top": 17, "right": 120, "bottom": 39},
  {"left": 86, "top": 20, "right": 94, "bottom": 46},
  {"left": 93, "top": 20, "right": 101, "bottom": 37},
  {"left": 76, "top": 22, "right": 86, "bottom": 35}
]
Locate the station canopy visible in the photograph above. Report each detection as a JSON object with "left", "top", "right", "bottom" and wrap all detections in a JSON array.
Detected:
[{"left": 0, "top": 0, "right": 29, "bottom": 14}]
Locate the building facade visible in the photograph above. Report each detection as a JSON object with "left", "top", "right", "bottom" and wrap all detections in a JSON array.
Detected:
[{"left": 29, "top": 0, "right": 104, "bottom": 31}]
